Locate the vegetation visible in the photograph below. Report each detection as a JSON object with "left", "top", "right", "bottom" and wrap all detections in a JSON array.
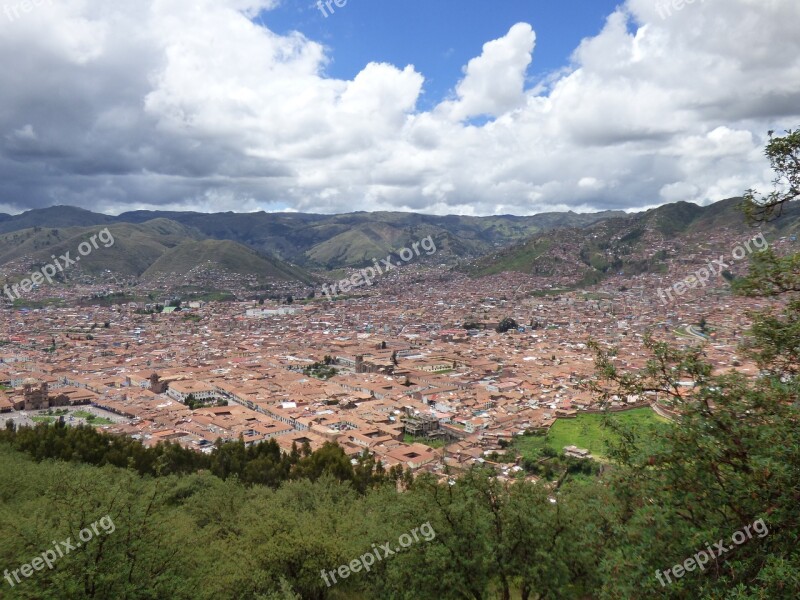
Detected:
[
  {"left": 303, "top": 362, "right": 338, "bottom": 380},
  {"left": 403, "top": 434, "right": 447, "bottom": 448},
  {"left": 183, "top": 394, "right": 229, "bottom": 410},
  {"left": 11, "top": 298, "right": 65, "bottom": 309},
  {"left": 30, "top": 415, "right": 56, "bottom": 423},
  {"left": 72, "top": 410, "right": 114, "bottom": 425},
  {"left": 0, "top": 132, "right": 798, "bottom": 599},
  {"left": 514, "top": 408, "right": 669, "bottom": 461},
  {"left": 495, "top": 317, "right": 519, "bottom": 333},
  {"left": 0, "top": 422, "right": 394, "bottom": 492},
  {"left": 469, "top": 238, "right": 553, "bottom": 277},
  {"left": 142, "top": 239, "right": 314, "bottom": 283}
]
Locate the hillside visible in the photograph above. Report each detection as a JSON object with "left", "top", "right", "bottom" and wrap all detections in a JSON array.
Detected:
[
  {"left": 466, "top": 197, "right": 800, "bottom": 284},
  {"left": 0, "top": 220, "right": 203, "bottom": 278},
  {"left": 0, "top": 206, "right": 626, "bottom": 269},
  {"left": 0, "top": 206, "right": 114, "bottom": 234},
  {"left": 142, "top": 239, "right": 315, "bottom": 283},
  {"left": 4, "top": 200, "right": 794, "bottom": 285},
  {"left": 0, "top": 219, "right": 314, "bottom": 286}
]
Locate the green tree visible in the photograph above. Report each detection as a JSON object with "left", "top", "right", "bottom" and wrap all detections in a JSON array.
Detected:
[
  {"left": 292, "top": 442, "right": 354, "bottom": 483},
  {"left": 496, "top": 317, "right": 518, "bottom": 333},
  {"left": 586, "top": 129, "right": 800, "bottom": 599}
]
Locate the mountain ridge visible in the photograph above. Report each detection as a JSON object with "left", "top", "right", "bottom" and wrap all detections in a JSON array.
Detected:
[{"left": 0, "top": 206, "right": 628, "bottom": 269}]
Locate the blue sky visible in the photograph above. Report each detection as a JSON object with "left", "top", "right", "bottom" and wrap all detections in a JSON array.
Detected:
[
  {"left": 1, "top": 0, "right": 797, "bottom": 216},
  {"left": 258, "top": 0, "right": 622, "bottom": 109}
]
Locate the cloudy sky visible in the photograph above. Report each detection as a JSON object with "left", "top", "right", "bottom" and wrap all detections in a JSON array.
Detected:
[{"left": 0, "top": 0, "right": 798, "bottom": 216}]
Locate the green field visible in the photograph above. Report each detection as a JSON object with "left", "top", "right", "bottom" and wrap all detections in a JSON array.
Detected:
[
  {"left": 403, "top": 434, "right": 446, "bottom": 449},
  {"left": 73, "top": 410, "right": 114, "bottom": 425},
  {"left": 514, "top": 408, "right": 670, "bottom": 461}
]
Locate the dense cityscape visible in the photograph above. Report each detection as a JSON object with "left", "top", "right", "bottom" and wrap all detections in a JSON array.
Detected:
[{"left": 2, "top": 0, "right": 799, "bottom": 598}]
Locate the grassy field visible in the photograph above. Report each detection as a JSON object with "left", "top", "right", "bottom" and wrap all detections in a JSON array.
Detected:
[
  {"left": 514, "top": 408, "right": 670, "bottom": 461},
  {"left": 73, "top": 410, "right": 114, "bottom": 425},
  {"left": 31, "top": 416, "right": 56, "bottom": 423},
  {"left": 403, "top": 434, "right": 446, "bottom": 449}
]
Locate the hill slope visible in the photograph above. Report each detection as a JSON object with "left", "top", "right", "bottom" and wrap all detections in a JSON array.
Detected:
[
  {"left": 142, "top": 239, "right": 315, "bottom": 283},
  {"left": 0, "top": 205, "right": 114, "bottom": 234},
  {"left": 0, "top": 219, "right": 314, "bottom": 285},
  {"left": 466, "top": 197, "right": 800, "bottom": 285},
  {"left": 0, "top": 206, "right": 626, "bottom": 268}
]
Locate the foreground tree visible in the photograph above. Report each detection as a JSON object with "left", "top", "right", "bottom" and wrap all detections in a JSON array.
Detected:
[
  {"left": 588, "top": 129, "right": 800, "bottom": 599},
  {"left": 495, "top": 317, "right": 518, "bottom": 333}
]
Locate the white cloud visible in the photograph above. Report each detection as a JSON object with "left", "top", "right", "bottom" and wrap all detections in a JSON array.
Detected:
[
  {"left": 0, "top": 0, "right": 799, "bottom": 216},
  {"left": 438, "top": 22, "right": 535, "bottom": 122}
]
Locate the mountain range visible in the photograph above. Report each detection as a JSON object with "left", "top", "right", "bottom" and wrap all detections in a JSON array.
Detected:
[
  {"left": 0, "top": 206, "right": 624, "bottom": 283},
  {"left": 466, "top": 197, "right": 800, "bottom": 287},
  {"left": 0, "top": 199, "right": 796, "bottom": 288}
]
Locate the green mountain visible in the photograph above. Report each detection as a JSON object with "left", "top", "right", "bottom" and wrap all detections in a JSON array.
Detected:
[
  {"left": 5, "top": 199, "right": 792, "bottom": 285},
  {"left": 0, "top": 219, "right": 314, "bottom": 284},
  {"left": 0, "top": 205, "right": 114, "bottom": 234},
  {"left": 142, "top": 239, "right": 315, "bottom": 283},
  {"left": 466, "top": 197, "right": 800, "bottom": 284},
  {"left": 0, "top": 206, "right": 626, "bottom": 269}
]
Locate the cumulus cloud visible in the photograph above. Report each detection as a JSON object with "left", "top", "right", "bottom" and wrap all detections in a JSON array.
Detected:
[
  {"left": 0, "top": 0, "right": 799, "bottom": 215},
  {"left": 437, "top": 22, "right": 535, "bottom": 122}
]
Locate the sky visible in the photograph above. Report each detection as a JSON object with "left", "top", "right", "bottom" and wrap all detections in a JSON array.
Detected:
[
  {"left": 0, "top": 0, "right": 799, "bottom": 216},
  {"left": 260, "top": 1, "right": 621, "bottom": 110}
]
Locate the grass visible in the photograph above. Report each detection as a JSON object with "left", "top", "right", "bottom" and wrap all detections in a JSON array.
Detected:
[
  {"left": 513, "top": 433, "right": 548, "bottom": 456},
  {"left": 31, "top": 416, "right": 56, "bottom": 423},
  {"left": 30, "top": 411, "right": 114, "bottom": 425},
  {"left": 403, "top": 434, "right": 446, "bottom": 449},
  {"left": 470, "top": 238, "right": 553, "bottom": 277},
  {"left": 12, "top": 298, "right": 65, "bottom": 309},
  {"left": 514, "top": 408, "right": 670, "bottom": 461},
  {"left": 73, "top": 410, "right": 114, "bottom": 425},
  {"left": 530, "top": 288, "right": 574, "bottom": 298}
]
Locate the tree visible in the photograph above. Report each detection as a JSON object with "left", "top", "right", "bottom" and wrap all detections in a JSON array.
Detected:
[
  {"left": 743, "top": 128, "right": 800, "bottom": 222},
  {"left": 292, "top": 442, "right": 353, "bottom": 483},
  {"left": 496, "top": 317, "right": 518, "bottom": 333},
  {"left": 697, "top": 316, "right": 708, "bottom": 333},
  {"left": 585, "top": 129, "right": 800, "bottom": 599}
]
